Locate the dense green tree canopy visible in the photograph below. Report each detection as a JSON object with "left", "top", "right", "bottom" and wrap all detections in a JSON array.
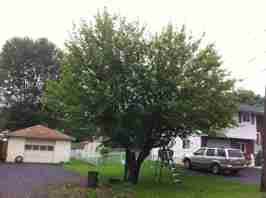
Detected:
[
  {"left": 45, "top": 10, "right": 237, "bottom": 183},
  {"left": 0, "top": 37, "right": 61, "bottom": 130},
  {"left": 234, "top": 88, "right": 263, "bottom": 106}
]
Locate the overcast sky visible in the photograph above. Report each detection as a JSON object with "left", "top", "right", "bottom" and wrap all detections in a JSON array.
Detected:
[{"left": 1, "top": 0, "right": 266, "bottom": 95}]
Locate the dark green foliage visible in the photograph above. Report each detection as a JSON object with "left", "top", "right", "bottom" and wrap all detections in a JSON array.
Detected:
[
  {"left": 99, "top": 146, "right": 111, "bottom": 157},
  {"left": 0, "top": 37, "right": 61, "bottom": 130},
  {"left": 234, "top": 88, "right": 263, "bottom": 106}
]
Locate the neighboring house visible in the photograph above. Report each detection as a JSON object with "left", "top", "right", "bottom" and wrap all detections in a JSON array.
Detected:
[
  {"left": 6, "top": 125, "right": 74, "bottom": 163},
  {"left": 71, "top": 138, "right": 125, "bottom": 165},
  {"left": 224, "top": 104, "right": 259, "bottom": 153},
  {"left": 204, "top": 104, "right": 258, "bottom": 162},
  {"left": 152, "top": 104, "right": 258, "bottom": 164},
  {"left": 71, "top": 139, "right": 101, "bottom": 159},
  {"left": 151, "top": 133, "right": 203, "bottom": 163}
]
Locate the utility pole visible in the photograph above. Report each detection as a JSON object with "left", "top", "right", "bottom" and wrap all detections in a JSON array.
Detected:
[{"left": 261, "top": 87, "right": 266, "bottom": 191}]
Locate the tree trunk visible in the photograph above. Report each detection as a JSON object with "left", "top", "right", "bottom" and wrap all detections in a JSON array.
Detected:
[
  {"left": 124, "top": 148, "right": 150, "bottom": 184},
  {"left": 124, "top": 148, "right": 129, "bottom": 181},
  {"left": 261, "top": 87, "right": 266, "bottom": 191},
  {"left": 127, "top": 150, "right": 139, "bottom": 184}
]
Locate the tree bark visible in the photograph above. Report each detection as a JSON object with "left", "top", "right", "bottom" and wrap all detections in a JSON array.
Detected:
[
  {"left": 127, "top": 150, "right": 139, "bottom": 184},
  {"left": 260, "top": 87, "right": 266, "bottom": 191},
  {"left": 124, "top": 148, "right": 150, "bottom": 184},
  {"left": 124, "top": 148, "right": 129, "bottom": 181}
]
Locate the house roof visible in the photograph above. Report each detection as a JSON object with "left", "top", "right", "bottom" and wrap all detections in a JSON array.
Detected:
[
  {"left": 239, "top": 104, "right": 257, "bottom": 113},
  {"left": 8, "top": 125, "right": 75, "bottom": 141},
  {"left": 204, "top": 136, "right": 253, "bottom": 142}
]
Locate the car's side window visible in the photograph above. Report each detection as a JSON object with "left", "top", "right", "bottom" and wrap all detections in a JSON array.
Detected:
[
  {"left": 206, "top": 149, "right": 215, "bottom": 156},
  {"left": 194, "top": 148, "right": 205, "bottom": 156},
  {"left": 217, "top": 149, "right": 226, "bottom": 157}
]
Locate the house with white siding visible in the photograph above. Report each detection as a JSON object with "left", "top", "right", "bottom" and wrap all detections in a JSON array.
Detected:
[
  {"left": 5, "top": 125, "right": 74, "bottom": 163},
  {"left": 151, "top": 104, "right": 259, "bottom": 165}
]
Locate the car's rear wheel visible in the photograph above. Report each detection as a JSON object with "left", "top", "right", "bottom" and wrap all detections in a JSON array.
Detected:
[
  {"left": 184, "top": 159, "right": 191, "bottom": 169},
  {"left": 211, "top": 164, "right": 220, "bottom": 174}
]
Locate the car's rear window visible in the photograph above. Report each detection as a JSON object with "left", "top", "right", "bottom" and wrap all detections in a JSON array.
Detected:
[
  {"left": 217, "top": 149, "right": 226, "bottom": 157},
  {"left": 206, "top": 149, "right": 215, "bottom": 156},
  {"left": 228, "top": 149, "right": 243, "bottom": 158}
]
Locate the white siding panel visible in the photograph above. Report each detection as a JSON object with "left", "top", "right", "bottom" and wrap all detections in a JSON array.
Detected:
[
  {"left": 224, "top": 116, "right": 257, "bottom": 140},
  {"left": 6, "top": 137, "right": 25, "bottom": 162},
  {"left": 54, "top": 140, "right": 71, "bottom": 163}
]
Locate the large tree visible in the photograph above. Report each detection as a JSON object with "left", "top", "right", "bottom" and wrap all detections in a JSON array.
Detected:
[
  {"left": 0, "top": 37, "right": 61, "bottom": 130},
  {"left": 45, "top": 10, "right": 238, "bottom": 184}
]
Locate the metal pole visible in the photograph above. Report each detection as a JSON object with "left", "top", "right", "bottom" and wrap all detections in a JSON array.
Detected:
[{"left": 261, "top": 87, "right": 266, "bottom": 191}]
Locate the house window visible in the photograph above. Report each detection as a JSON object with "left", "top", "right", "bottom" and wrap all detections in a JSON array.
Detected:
[
  {"left": 25, "top": 144, "right": 54, "bottom": 151},
  {"left": 240, "top": 144, "right": 246, "bottom": 153},
  {"left": 33, "top": 145, "right": 39, "bottom": 151},
  {"left": 48, "top": 146, "right": 54, "bottom": 151},
  {"left": 182, "top": 139, "right": 190, "bottom": 149},
  {"left": 231, "top": 142, "right": 245, "bottom": 153},
  {"left": 251, "top": 113, "right": 255, "bottom": 125},
  {"left": 40, "top": 145, "right": 47, "bottom": 151},
  {"left": 243, "top": 113, "right": 250, "bottom": 122},
  {"left": 25, "top": 145, "right": 32, "bottom": 150},
  {"left": 257, "top": 133, "right": 261, "bottom": 145},
  {"left": 238, "top": 112, "right": 242, "bottom": 123}
]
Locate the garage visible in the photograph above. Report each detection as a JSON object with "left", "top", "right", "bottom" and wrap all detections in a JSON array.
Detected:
[{"left": 6, "top": 125, "right": 74, "bottom": 163}]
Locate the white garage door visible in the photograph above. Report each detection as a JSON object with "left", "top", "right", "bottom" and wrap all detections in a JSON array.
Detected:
[{"left": 24, "top": 140, "right": 55, "bottom": 163}]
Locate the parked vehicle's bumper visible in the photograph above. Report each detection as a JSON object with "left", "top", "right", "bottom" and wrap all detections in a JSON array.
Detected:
[{"left": 221, "top": 164, "right": 247, "bottom": 170}]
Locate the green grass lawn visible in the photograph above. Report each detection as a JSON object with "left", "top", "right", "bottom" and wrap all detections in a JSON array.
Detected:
[{"left": 64, "top": 159, "right": 265, "bottom": 198}]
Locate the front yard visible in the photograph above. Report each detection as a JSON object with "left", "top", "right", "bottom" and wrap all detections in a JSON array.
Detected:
[{"left": 63, "top": 159, "right": 265, "bottom": 198}]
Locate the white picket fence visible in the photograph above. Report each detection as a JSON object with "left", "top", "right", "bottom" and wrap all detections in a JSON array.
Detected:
[{"left": 71, "top": 150, "right": 125, "bottom": 165}]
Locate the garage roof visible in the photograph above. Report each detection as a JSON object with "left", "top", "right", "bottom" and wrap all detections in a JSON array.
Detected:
[{"left": 8, "top": 125, "right": 75, "bottom": 141}]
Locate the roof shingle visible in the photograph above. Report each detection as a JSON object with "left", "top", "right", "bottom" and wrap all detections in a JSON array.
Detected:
[{"left": 8, "top": 125, "right": 74, "bottom": 141}]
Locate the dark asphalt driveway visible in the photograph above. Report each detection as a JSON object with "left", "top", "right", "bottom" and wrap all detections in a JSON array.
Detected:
[
  {"left": 0, "top": 163, "right": 85, "bottom": 198},
  {"left": 224, "top": 167, "right": 261, "bottom": 184},
  {"left": 185, "top": 167, "right": 261, "bottom": 184}
]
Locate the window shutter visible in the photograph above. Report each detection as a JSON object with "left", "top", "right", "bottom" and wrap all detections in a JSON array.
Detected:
[
  {"left": 238, "top": 112, "right": 242, "bottom": 123},
  {"left": 251, "top": 113, "right": 255, "bottom": 125}
]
